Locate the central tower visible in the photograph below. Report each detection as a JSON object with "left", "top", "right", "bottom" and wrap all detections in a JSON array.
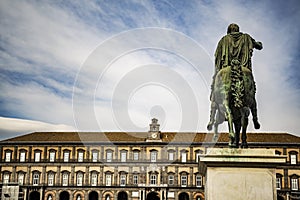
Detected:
[{"left": 146, "top": 118, "right": 162, "bottom": 142}]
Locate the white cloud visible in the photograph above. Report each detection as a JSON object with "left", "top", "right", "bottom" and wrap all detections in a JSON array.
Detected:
[{"left": 0, "top": 117, "right": 75, "bottom": 140}]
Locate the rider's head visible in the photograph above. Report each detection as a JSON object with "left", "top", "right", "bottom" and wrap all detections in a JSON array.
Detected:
[{"left": 227, "top": 23, "right": 240, "bottom": 34}]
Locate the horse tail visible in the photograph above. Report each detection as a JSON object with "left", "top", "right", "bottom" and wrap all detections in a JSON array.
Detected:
[{"left": 230, "top": 59, "right": 244, "bottom": 108}]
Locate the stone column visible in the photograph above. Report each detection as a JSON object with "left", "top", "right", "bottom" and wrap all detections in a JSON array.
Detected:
[
  {"left": 14, "top": 146, "right": 18, "bottom": 162},
  {"left": 42, "top": 166, "right": 46, "bottom": 184},
  {"left": 57, "top": 166, "right": 61, "bottom": 185},
  {"left": 71, "top": 165, "right": 75, "bottom": 186},
  {"left": 85, "top": 166, "right": 90, "bottom": 185}
]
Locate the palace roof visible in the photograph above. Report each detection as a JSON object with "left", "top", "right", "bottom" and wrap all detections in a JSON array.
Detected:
[{"left": 1, "top": 132, "right": 300, "bottom": 145}]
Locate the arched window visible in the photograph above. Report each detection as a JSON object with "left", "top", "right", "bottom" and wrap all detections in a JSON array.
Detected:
[
  {"left": 62, "top": 172, "right": 69, "bottom": 186},
  {"left": 18, "top": 172, "right": 25, "bottom": 185},
  {"left": 77, "top": 172, "right": 84, "bottom": 186},
  {"left": 91, "top": 171, "right": 98, "bottom": 186},
  {"left": 47, "top": 195, "right": 53, "bottom": 200},
  {"left": 32, "top": 171, "right": 40, "bottom": 186},
  {"left": 106, "top": 149, "right": 113, "bottom": 162},
  {"left": 77, "top": 149, "right": 85, "bottom": 162},
  {"left": 76, "top": 194, "right": 82, "bottom": 200},
  {"left": 48, "top": 172, "right": 55, "bottom": 186}
]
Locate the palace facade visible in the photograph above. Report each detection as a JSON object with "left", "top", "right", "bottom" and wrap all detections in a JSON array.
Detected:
[{"left": 0, "top": 119, "right": 299, "bottom": 200}]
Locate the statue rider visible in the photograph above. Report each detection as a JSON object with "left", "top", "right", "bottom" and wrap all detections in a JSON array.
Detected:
[{"left": 207, "top": 23, "right": 262, "bottom": 130}]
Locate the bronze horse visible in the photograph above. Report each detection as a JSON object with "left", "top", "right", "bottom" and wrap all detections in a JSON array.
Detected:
[{"left": 207, "top": 60, "right": 257, "bottom": 148}]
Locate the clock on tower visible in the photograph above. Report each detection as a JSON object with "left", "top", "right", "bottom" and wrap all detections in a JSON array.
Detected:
[{"left": 146, "top": 118, "right": 161, "bottom": 141}]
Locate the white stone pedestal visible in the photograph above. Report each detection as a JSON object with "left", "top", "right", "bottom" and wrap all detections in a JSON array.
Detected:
[{"left": 199, "top": 148, "right": 286, "bottom": 200}]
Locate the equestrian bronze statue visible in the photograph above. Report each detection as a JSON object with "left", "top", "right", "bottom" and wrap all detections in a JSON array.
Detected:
[{"left": 207, "top": 23, "right": 263, "bottom": 148}]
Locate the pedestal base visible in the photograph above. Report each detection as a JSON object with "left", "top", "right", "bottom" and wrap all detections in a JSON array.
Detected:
[{"left": 199, "top": 148, "right": 286, "bottom": 200}]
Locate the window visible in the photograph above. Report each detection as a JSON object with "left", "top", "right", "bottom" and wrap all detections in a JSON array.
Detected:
[
  {"left": 49, "top": 151, "right": 55, "bottom": 162},
  {"left": 168, "top": 152, "right": 174, "bottom": 161},
  {"left": 291, "top": 178, "right": 299, "bottom": 190},
  {"left": 35, "top": 151, "right": 41, "bottom": 162},
  {"left": 91, "top": 172, "right": 97, "bottom": 186},
  {"left": 150, "top": 151, "right": 157, "bottom": 162},
  {"left": 77, "top": 172, "right": 83, "bottom": 186},
  {"left": 92, "top": 152, "right": 98, "bottom": 162},
  {"left": 195, "top": 150, "right": 203, "bottom": 162},
  {"left": 64, "top": 151, "right": 70, "bottom": 162},
  {"left": 291, "top": 154, "right": 297, "bottom": 165},
  {"left": 48, "top": 173, "right": 54, "bottom": 186},
  {"left": 3, "top": 173, "right": 10, "bottom": 184},
  {"left": 181, "top": 151, "right": 187, "bottom": 163},
  {"left": 181, "top": 175, "right": 187, "bottom": 187},
  {"left": 150, "top": 174, "right": 157, "bottom": 185},
  {"left": 168, "top": 175, "right": 174, "bottom": 185},
  {"left": 133, "top": 175, "right": 138, "bottom": 185},
  {"left": 18, "top": 173, "right": 24, "bottom": 185},
  {"left": 276, "top": 177, "right": 281, "bottom": 189},
  {"left": 47, "top": 195, "right": 53, "bottom": 200},
  {"left": 20, "top": 152, "right": 26, "bottom": 162},
  {"left": 133, "top": 151, "right": 139, "bottom": 161},
  {"left": 196, "top": 175, "right": 202, "bottom": 187},
  {"left": 76, "top": 195, "right": 82, "bottom": 200},
  {"left": 120, "top": 174, "right": 126, "bottom": 186},
  {"left": 5, "top": 151, "right": 11, "bottom": 162},
  {"left": 78, "top": 151, "right": 84, "bottom": 162},
  {"left": 62, "top": 173, "right": 69, "bottom": 186},
  {"left": 121, "top": 151, "right": 127, "bottom": 162},
  {"left": 33, "top": 173, "right": 39, "bottom": 185},
  {"left": 106, "top": 174, "right": 112, "bottom": 186},
  {"left": 106, "top": 151, "right": 112, "bottom": 162}
]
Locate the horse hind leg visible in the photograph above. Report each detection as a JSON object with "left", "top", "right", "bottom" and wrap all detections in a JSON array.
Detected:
[
  {"left": 241, "top": 108, "right": 250, "bottom": 148},
  {"left": 233, "top": 118, "right": 241, "bottom": 148}
]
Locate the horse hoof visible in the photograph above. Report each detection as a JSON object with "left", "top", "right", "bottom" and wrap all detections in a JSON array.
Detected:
[
  {"left": 241, "top": 143, "right": 248, "bottom": 148},
  {"left": 213, "top": 134, "right": 219, "bottom": 142},
  {"left": 254, "top": 120, "right": 260, "bottom": 129},
  {"left": 207, "top": 123, "right": 213, "bottom": 131}
]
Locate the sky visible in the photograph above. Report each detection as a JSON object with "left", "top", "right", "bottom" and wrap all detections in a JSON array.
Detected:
[{"left": 0, "top": 0, "right": 300, "bottom": 140}]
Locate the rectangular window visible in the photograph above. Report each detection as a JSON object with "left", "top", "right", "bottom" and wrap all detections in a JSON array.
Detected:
[
  {"left": 196, "top": 175, "right": 202, "bottom": 187},
  {"left": 5, "top": 152, "right": 11, "bottom": 162},
  {"left": 33, "top": 174, "right": 39, "bottom": 186},
  {"left": 168, "top": 175, "right": 174, "bottom": 185},
  {"left": 181, "top": 175, "right": 187, "bottom": 187},
  {"left": 77, "top": 173, "right": 83, "bottom": 186},
  {"left": 92, "top": 152, "right": 98, "bottom": 162},
  {"left": 20, "top": 152, "right": 26, "bottom": 162},
  {"left": 133, "top": 152, "right": 139, "bottom": 161},
  {"left": 291, "top": 154, "right": 297, "bottom": 164},
  {"left": 133, "top": 175, "right": 138, "bottom": 185},
  {"left": 121, "top": 152, "right": 127, "bottom": 162},
  {"left": 107, "top": 152, "right": 112, "bottom": 162},
  {"left": 78, "top": 152, "right": 84, "bottom": 162},
  {"left": 62, "top": 173, "right": 69, "bottom": 186},
  {"left": 276, "top": 177, "right": 281, "bottom": 189},
  {"left": 91, "top": 173, "right": 97, "bottom": 186},
  {"left": 151, "top": 152, "right": 157, "bottom": 162},
  {"left": 181, "top": 152, "right": 187, "bottom": 163},
  {"left": 35, "top": 152, "right": 41, "bottom": 162},
  {"left": 150, "top": 174, "right": 157, "bottom": 185},
  {"left": 18, "top": 173, "right": 24, "bottom": 185},
  {"left": 169, "top": 152, "right": 174, "bottom": 161},
  {"left": 49, "top": 152, "right": 55, "bottom": 162},
  {"left": 3, "top": 174, "right": 9, "bottom": 184},
  {"left": 64, "top": 152, "right": 69, "bottom": 162},
  {"left": 291, "top": 178, "right": 298, "bottom": 190},
  {"left": 48, "top": 173, "right": 54, "bottom": 186},
  {"left": 106, "top": 174, "right": 112, "bottom": 186},
  {"left": 120, "top": 174, "right": 126, "bottom": 186}
]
